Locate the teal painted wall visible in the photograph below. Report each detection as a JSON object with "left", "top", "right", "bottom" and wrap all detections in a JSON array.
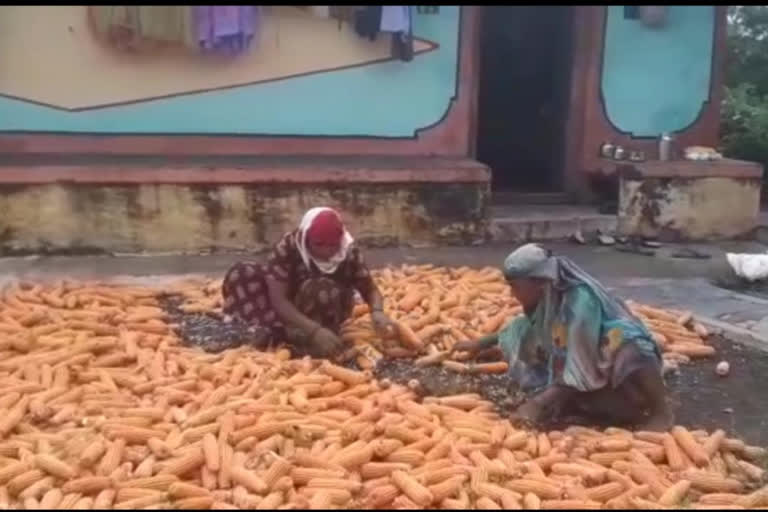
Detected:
[
  {"left": 601, "top": 6, "right": 715, "bottom": 137},
  {"left": 0, "top": 7, "right": 460, "bottom": 137}
]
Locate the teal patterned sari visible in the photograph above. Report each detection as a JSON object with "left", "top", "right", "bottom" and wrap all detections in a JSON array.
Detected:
[{"left": 498, "top": 245, "right": 661, "bottom": 393}]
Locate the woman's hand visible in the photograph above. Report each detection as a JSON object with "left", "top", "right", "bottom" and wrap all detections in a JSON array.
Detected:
[
  {"left": 311, "top": 327, "right": 343, "bottom": 357},
  {"left": 371, "top": 310, "right": 397, "bottom": 338},
  {"left": 510, "top": 385, "right": 573, "bottom": 427},
  {"left": 451, "top": 340, "right": 484, "bottom": 356}
]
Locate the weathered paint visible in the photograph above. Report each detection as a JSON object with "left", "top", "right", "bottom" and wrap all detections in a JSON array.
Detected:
[
  {"left": 566, "top": 6, "right": 727, "bottom": 198},
  {"left": 601, "top": 6, "right": 715, "bottom": 137},
  {"left": 618, "top": 159, "right": 763, "bottom": 241},
  {"left": 0, "top": 6, "right": 459, "bottom": 137},
  {"left": 0, "top": 181, "right": 489, "bottom": 255},
  {"left": 0, "top": 7, "right": 479, "bottom": 158}
]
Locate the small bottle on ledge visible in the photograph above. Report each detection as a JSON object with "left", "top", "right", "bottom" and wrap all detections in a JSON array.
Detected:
[{"left": 658, "top": 132, "right": 674, "bottom": 161}]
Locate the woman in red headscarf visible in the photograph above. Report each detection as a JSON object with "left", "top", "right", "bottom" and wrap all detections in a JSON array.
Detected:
[{"left": 222, "top": 207, "right": 395, "bottom": 357}]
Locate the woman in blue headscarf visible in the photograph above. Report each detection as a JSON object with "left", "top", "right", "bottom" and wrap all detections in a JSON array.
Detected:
[{"left": 453, "top": 243, "right": 673, "bottom": 431}]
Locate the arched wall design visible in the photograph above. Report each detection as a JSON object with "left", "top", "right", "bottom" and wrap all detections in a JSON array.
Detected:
[
  {"left": 600, "top": 6, "right": 715, "bottom": 138},
  {"left": 0, "top": 6, "right": 460, "bottom": 137}
]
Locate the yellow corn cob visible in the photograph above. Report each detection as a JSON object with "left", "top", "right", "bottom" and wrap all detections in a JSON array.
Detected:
[
  {"left": 262, "top": 456, "right": 292, "bottom": 488},
  {"left": 40, "top": 488, "right": 64, "bottom": 508},
  {"left": 541, "top": 499, "right": 603, "bottom": 509},
  {"left": 290, "top": 467, "right": 346, "bottom": 486},
  {"left": 116, "top": 488, "right": 165, "bottom": 503},
  {"left": 18, "top": 476, "right": 54, "bottom": 501},
  {"left": 0, "top": 461, "right": 31, "bottom": 485},
  {"left": 93, "top": 489, "right": 116, "bottom": 509},
  {"left": 385, "top": 448, "right": 424, "bottom": 466},
  {"left": 97, "top": 439, "right": 125, "bottom": 476},
  {"left": 683, "top": 470, "right": 744, "bottom": 493},
  {"left": 506, "top": 479, "right": 563, "bottom": 500},
  {"left": 658, "top": 479, "right": 692, "bottom": 507},
  {"left": 230, "top": 466, "right": 267, "bottom": 494},
  {"left": 73, "top": 496, "right": 94, "bottom": 509},
  {"left": 159, "top": 450, "right": 205, "bottom": 477},
  {"left": 114, "top": 493, "right": 167, "bottom": 510},
  {"left": 168, "top": 482, "right": 211, "bottom": 500},
  {"left": 34, "top": 453, "right": 77, "bottom": 480},
  {"left": 523, "top": 493, "right": 541, "bottom": 510},
  {"left": 255, "top": 491, "right": 284, "bottom": 510},
  {"left": 106, "top": 426, "right": 166, "bottom": 444},
  {"left": 78, "top": 439, "right": 106, "bottom": 468},
  {"left": 320, "top": 362, "right": 369, "bottom": 386},
  {"left": 118, "top": 475, "right": 179, "bottom": 491},
  {"left": 7, "top": 469, "right": 45, "bottom": 496},
  {"left": 392, "top": 470, "right": 434, "bottom": 507},
  {"left": 175, "top": 496, "right": 215, "bottom": 510},
  {"left": 62, "top": 477, "right": 114, "bottom": 495},
  {"left": 583, "top": 481, "right": 624, "bottom": 502},
  {"left": 201, "top": 434, "right": 219, "bottom": 473}
]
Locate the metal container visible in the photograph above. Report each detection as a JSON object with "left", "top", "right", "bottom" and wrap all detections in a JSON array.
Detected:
[
  {"left": 659, "top": 132, "right": 674, "bottom": 161},
  {"left": 613, "top": 145, "right": 626, "bottom": 160}
]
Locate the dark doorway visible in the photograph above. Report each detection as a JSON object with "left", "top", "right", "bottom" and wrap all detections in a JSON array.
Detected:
[{"left": 475, "top": 6, "right": 574, "bottom": 193}]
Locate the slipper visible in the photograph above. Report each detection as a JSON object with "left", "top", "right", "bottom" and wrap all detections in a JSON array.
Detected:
[{"left": 615, "top": 245, "right": 656, "bottom": 257}]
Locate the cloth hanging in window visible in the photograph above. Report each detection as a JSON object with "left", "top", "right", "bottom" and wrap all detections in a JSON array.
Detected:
[
  {"left": 309, "top": 6, "right": 330, "bottom": 18},
  {"left": 380, "top": 6, "right": 409, "bottom": 33},
  {"left": 89, "top": 6, "right": 194, "bottom": 51},
  {"left": 194, "top": 6, "right": 260, "bottom": 55},
  {"left": 329, "top": 6, "right": 360, "bottom": 31},
  {"left": 354, "top": 6, "right": 382, "bottom": 41},
  {"left": 380, "top": 6, "right": 413, "bottom": 62},
  {"left": 329, "top": 6, "right": 360, "bottom": 29}
]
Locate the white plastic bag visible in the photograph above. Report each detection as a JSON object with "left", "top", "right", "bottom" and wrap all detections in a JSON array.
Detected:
[{"left": 726, "top": 252, "right": 768, "bottom": 282}]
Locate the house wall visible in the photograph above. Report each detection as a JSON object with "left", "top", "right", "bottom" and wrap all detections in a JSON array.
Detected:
[
  {"left": 0, "top": 6, "right": 479, "bottom": 157},
  {"left": 0, "top": 6, "right": 488, "bottom": 254},
  {"left": 564, "top": 6, "right": 726, "bottom": 195},
  {"left": 601, "top": 6, "right": 715, "bottom": 137},
  {"left": 617, "top": 159, "right": 763, "bottom": 241},
  {"left": 0, "top": 159, "right": 490, "bottom": 254}
]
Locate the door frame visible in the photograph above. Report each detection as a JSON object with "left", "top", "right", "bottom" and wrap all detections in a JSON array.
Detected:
[{"left": 470, "top": 6, "right": 597, "bottom": 197}]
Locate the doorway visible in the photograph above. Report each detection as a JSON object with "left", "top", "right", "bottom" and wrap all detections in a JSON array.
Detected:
[{"left": 475, "top": 6, "right": 575, "bottom": 194}]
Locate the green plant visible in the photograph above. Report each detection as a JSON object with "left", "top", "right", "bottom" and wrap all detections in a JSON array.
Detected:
[
  {"left": 722, "top": 6, "right": 768, "bottom": 192},
  {"left": 721, "top": 83, "right": 768, "bottom": 164}
]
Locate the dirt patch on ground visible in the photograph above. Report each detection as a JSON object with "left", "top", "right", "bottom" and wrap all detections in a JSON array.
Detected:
[
  {"left": 162, "top": 296, "right": 258, "bottom": 353},
  {"left": 373, "top": 359, "right": 527, "bottom": 413},
  {"left": 711, "top": 271, "right": 768, "bottom": 301},
  {"left": 666, "top": 335, "right": 768, "bottom": 447},
  {"left": 162, "top": 300, "right": 768, "bottom": 447}
]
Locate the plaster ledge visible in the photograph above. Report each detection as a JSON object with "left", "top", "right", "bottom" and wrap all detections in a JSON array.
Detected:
[
  {"left": 617, "top": 158, "right": 763, "bottom": 180},
  {"left": 0, "top": 156, "right": 490, "bottom": 185}
]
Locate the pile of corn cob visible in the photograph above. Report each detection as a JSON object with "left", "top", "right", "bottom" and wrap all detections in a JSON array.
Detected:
[
  {"left": 0, "top": 278, "right": 762, "bottom": 509},
  {"left": 177, "top": 265, "right": 716, "bottom": 374}
]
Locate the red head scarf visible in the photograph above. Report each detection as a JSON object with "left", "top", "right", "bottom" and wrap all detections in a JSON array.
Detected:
[{"left": 306, "top": 209, "right": 344, "bottom": 247}]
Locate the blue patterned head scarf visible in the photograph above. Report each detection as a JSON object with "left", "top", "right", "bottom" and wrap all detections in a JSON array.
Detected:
[
  {"left": 502, "top": 243, "right": 646, "bottom": 325},
  {"left": 499, "top": 244, "right": 654, "bottom": 391}
]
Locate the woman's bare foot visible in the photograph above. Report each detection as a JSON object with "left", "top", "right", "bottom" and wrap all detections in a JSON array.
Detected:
[
  {"left": 509, "top": 399, "right": 543, "bottom": 427},
  {"left": 638, "top": 409, "right": 674, "bottom": 432},
  {"left": 510, "top": 385, "right": 575, "bottom": 426},
  {"left": 637, "top": 396, "right": 674, "bottom": 431}
]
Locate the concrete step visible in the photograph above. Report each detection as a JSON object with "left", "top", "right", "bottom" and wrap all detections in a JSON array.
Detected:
[
  {"left": 491, "top": 191, "right": 571, "bottom": 205},
  {"left": 488, "top": 204, "right": 617, "bottom": 243}
]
